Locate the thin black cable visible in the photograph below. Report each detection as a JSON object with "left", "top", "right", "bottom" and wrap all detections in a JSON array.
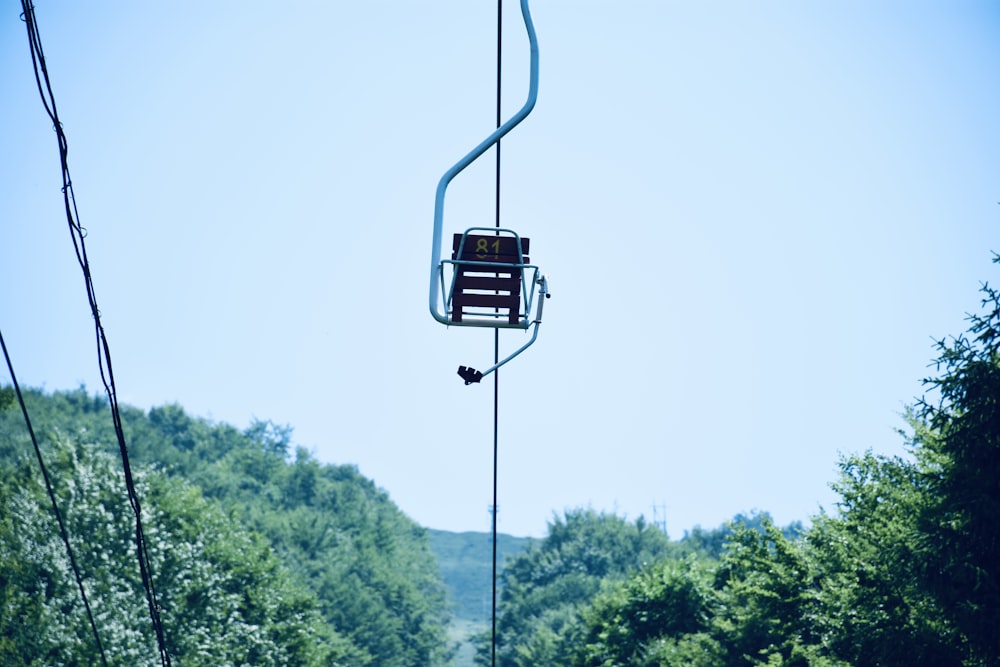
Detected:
[
  {"left": 0, "top": 330, "right": 110, "bottom": 667},
  {"left": 18, "top": 4, "right": 171, "bottom": 664},
  {"left": 491, "top": 1, "right": 503, "bottom": 666}
]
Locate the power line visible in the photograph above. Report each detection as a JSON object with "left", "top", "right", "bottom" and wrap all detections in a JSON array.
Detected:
[
  {"left": 17, "top": 3, "right": 171, "bottom": 664},
  {"left": 0, "top": 330, "right": 109, "bottom": 667}
]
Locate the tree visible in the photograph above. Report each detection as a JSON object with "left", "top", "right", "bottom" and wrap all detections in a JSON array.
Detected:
[
  {"left": 805, "top": 453, "right": 959, "bottom": 667},
  {"left": 0, "top": 390, "right": 454, "bottom": 665},
  {"left": 707, "top": 515, "right": 831, "bottom": 667},
  {"left": 680, "top": 512, "right": 804, "bottom": 561},
  {"left": 213, "top": 444, "right": 452, "bottom": 667},
  {"left": 574, "top": 555, "right": 716, "bottom": 667},
  {"left": 0, "top": 386, "right": 14, "bottom": 411},
  {"left": 913, "top": 257, "right": 1000, "bottom": 665},
  {"left": 478, "top": 509, "right": 674, "bottom": 666},
  {"left": 0, "top": 434, "right": 362, "bottom": 665}
]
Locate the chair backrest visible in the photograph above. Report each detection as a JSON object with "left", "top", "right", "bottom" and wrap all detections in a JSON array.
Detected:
[{"left": 449, "top": 233, "right": 531, "bottom": 325}]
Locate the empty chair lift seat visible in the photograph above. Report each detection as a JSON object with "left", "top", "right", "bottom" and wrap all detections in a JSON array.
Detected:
[{"left": 451, "top": 233, "right": 530, "bottom": 325}]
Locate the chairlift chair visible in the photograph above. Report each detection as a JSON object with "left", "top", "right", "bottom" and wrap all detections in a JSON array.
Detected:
[{"left": 427, "top": 0, "right": 549, "bottom": 384}]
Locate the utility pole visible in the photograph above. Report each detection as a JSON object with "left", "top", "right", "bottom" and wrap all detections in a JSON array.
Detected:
[{"left": 652, "top": 502, "right": 668, "bottom": 537}]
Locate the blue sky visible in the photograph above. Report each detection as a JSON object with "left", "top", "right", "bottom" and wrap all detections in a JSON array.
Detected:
[{"left": 2, "top": 1, "right": 998, "bottom": 539}]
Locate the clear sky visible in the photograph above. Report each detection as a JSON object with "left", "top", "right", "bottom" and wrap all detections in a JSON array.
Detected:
[{"left": 2, "top": 1, "right": 998, "bottom": 539}]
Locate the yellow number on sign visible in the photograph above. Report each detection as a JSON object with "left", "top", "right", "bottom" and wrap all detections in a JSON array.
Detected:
[{"left": 474, "top": 238, "right": 505, "bottom": 259}]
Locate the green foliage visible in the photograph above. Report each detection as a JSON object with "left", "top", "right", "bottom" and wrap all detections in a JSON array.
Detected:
[
  {"left": 806, "top": 452, "right": 960, "bottom": 666},
  {"left": 0, "top": 388, "right": 452, "bottom": 666},
  {"left": 477, "top": 509, "right": 674, "bottom": 666},
  {"left": 0, "top": 434, "right": 358, "bottom": 665},
  {"left": 914, "top": 259, "right": 1000, "bottom": 665},
  {"left": 0, "top": 386, "right": 14, "bottom": 411},
  {"left": 680, "top": 512, "right": 804, "bottom": 560},
  {"left": 213, "top": 445, "right": 451, "bottom": 667},
  {"left": 558, "top": 259, "right": 1000, "bottom": 667},
  {"left": 570, "top": 513, "right": 856, "bottom": 667},
  {"left": 575, "top": 556, "right": 715, "bottom": 667},
  {"left": 711, "top": 516, "right": 820, "bottom": 666},
  {"left": 639, "top": 632, "right": 727, "bottom": 667},
  {"left": 564, "top": 458, "right": 972, "bottom": 667}
]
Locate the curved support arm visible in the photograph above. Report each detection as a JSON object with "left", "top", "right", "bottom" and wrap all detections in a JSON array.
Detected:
[{"left": 429, "top": 0, "right": 539, "bottom": 324}]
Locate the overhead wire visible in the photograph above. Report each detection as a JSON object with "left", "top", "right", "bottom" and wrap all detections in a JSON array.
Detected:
[
  {"left": 17, "top": 3, "right": 172, "bottom": 664},
  {"left": 0, "top": 330, "right": 109, "bottom": 667},
  {"left": 491, "top": 2, "right": 503, "bottom": 665}
]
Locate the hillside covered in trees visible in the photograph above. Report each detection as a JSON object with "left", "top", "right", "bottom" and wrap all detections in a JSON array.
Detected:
[{"left": 0, "top": 388, "right": 451, "bottom": 665}]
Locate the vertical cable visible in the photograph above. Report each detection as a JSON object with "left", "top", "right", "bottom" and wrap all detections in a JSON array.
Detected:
[{"left": 491, "top": 1, "right": 502, "bottom": 665}]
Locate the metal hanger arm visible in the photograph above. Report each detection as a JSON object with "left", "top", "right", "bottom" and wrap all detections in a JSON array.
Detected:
[{"left": 429, "top": 0, "right": 539, "bottom": 324}]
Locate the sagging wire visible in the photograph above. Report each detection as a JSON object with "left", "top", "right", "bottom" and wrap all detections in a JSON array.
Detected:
[
  {"left": 18, "top": 3, "right": 171, "bottom": 664},
  {"left": 0, "top": 330, "right": 110, "bottom": 667}
]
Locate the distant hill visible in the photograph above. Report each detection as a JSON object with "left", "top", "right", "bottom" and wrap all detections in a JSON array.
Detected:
[
  {"left": 428, "top": 529, "right": 534, "bottom": 666},
  {"left": 428, "top": 529, "right": 534, "bottom": 624}
]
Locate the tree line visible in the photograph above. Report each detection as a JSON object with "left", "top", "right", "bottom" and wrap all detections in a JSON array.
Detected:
[
  {"left": 473, "top": 259, "right": 1000, "bottom": 667},
  {"left": 0, "top": 388, "right": 451, "bottom": 665},
  {"left": 3, "top": 258, "right": 998, "bottom": 666}
]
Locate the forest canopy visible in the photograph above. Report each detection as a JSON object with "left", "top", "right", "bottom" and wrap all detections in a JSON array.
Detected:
[{"left": 0, "top": 390, "right": 451, "bottom": 666}]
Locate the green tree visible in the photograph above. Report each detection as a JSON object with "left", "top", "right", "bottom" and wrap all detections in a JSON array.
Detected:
[
  {"left": 680, "top": 513, "right": 804, "bottom": 561},
  {"left": 568, "top": 512, "right": 858, "bottom": 667},
  {"left": 913, "top": 258, "right": 1000, "bottom": 665},
  {"left": 574, "top": 555, "right": 716, "bottom": 667},
  {"left": 0, "top": 386, "right": 14, "bottom": 411},
  {"left": 806, "top": 453, "right": 960, "bottom": 667},
  {"left": 214, "top": 443, "right": 452, "bottom": 667},
  {"left": 0, "top": 434, "right": 362, "bottom": 665},
  {"left": 478, "top": 509, "right": 673, "bottom": 666},
  {"left": 709, "top": 516, "right": 827, "bottom": 667},
  {"left": 0, "top": 390, "right": 453, "bottom": 665},
  {"left": 527, "top": 258, "right": 1000, "bottom": 666}
]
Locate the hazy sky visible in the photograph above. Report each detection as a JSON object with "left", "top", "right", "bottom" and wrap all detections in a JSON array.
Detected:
[{"left": 2, "top": 1, "right": 998, "bottom": 539}]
